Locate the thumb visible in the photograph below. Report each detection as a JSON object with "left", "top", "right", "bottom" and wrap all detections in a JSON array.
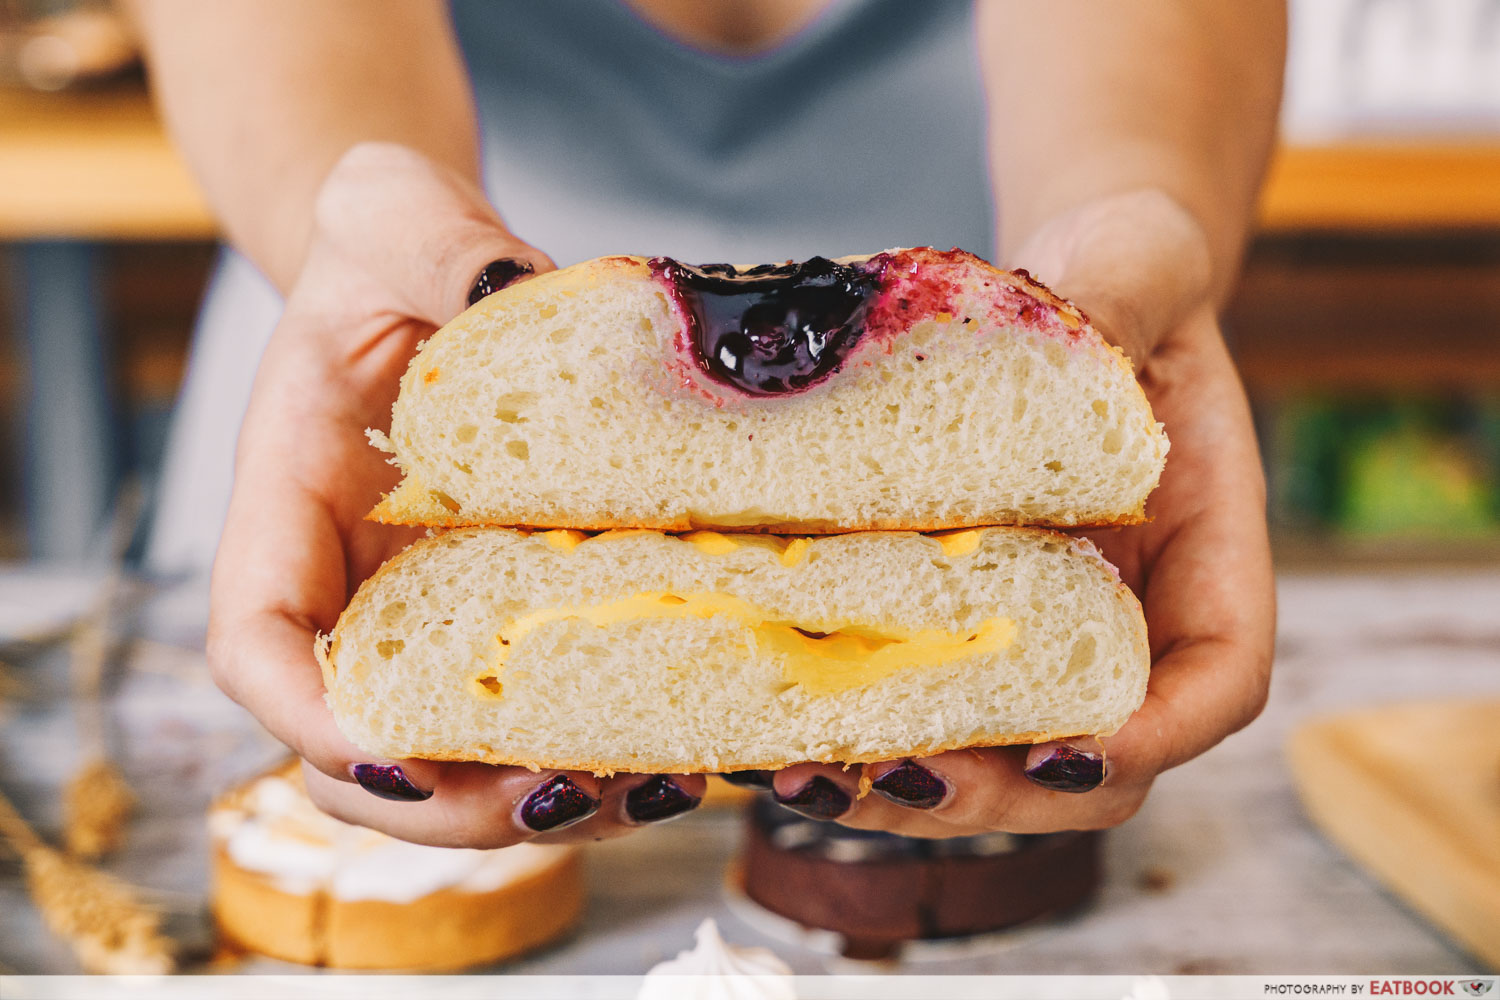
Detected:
[
  {"left": 1007, "top": 189, "right": 1211, "bottom": 366},
  {"left": 311, "top": 141, "right": 555, "bottom": 326}
]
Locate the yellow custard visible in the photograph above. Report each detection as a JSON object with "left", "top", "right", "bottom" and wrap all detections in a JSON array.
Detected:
[
  {"left": 934, "top": 529, "right": 984, "bottom": 557},
  {"left": 536, "top": 529, "right": 588, "bottom": 552},
  {"left": 679, "top": 531, "right": 740, "bottom": 555},
  {"left": 779, "top": 538, "right": 811, "bottom": 567},
  {"left": 484, "top": 592, "right": 1014, "bottom": 697}
]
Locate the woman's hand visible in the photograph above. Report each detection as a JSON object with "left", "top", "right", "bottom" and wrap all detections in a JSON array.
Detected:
[
  {"left": 767, "top": 190, "right": 1276, "bottom": 835},
  {"left": 207, "top": 143, "right": 706, "bottom": 846}
]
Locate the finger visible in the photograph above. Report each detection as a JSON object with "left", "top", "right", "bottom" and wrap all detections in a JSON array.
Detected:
[
  {"left": 772, "top": 748, "right": 1134, "bottom": 838},
  {"left": 304, "top": 762, "right": 609, "bottom": 849},
  {"left": 769, "top": 763, "right": 859, "bottom": 823},
  {"left": 858, "top": 747, "right": 1150, "bottom": 835},
  {"left": 604, "top": 773, "right": 708, "bottom": 829},
  {"left": 1120, "top": 329, "right": 1274, "bottom": 771},
  {"left": 767, "top": 762, "right": 974, "bottom": 839},
  {"left": 1021, "top": 737, "right": 1109, "bottom": 792},
  {"left": 312, "top": 141, "right": 556, "bottom": 325}
]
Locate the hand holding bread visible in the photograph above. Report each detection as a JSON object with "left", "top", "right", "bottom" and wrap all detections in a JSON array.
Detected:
[
  {"left": 208, "top": 144, "right": 709, "bottom": 849},
  {"left": 209, "top": 145, "right": 1273, "bottom": 846},
  {"left": 774, "top": 192, "right": 1275, "bottom": 836}
]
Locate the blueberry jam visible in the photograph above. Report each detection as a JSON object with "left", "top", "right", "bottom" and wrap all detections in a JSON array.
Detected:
[{"left": 649, "top": 255, "right": 888, "bottom": 396}]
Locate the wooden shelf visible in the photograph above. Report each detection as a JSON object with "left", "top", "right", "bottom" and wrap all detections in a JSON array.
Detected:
[
  {"left": 0, "top": 86, "right": 214, "bottom": 241},
  {"left": 1258, "top": 142, "right": 1500, "bottom": 233},
  {"left": 2, "top": 85, "right": 1499, "bottom": 241}
]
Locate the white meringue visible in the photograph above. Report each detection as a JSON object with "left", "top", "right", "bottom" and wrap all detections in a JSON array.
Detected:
[{"left": 639, "top": 919, "right": 795, "bottom": 1000}]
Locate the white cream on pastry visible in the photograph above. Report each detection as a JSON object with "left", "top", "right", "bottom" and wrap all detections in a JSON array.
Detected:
[{"left": 211, "top": 774, "right": 566, "bottom": 903}]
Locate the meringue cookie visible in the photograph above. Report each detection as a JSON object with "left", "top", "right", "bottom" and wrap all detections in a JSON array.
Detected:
[{"left": 639, "top": 919, "right": 795, "bottom": 1000}]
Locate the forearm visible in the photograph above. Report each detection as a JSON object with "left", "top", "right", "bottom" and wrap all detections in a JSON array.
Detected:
[
  {"left": 979, "top": 0, "right": 1286, "bottom": 304},
  {"left": 124, "top": 0, "right": 480, "bottom": 291}
]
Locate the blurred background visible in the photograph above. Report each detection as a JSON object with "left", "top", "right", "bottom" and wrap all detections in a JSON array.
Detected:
[
  {"left": 1, "top": 0, "right": 1498, "bottom": 571},
  {"left": 0, "top": 0, "right": 1496, "bottom": 980}
]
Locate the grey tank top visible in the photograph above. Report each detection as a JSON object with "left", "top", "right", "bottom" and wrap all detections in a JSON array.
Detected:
[
  {"left": 450, "top": 0, "right": 993, "bottom": 264},
  {"left": 145, "top": 0, "right": 992, "bottom": 577}
]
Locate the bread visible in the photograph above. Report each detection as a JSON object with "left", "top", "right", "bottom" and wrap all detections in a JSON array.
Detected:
[
  {"left": 367, "top": 248, "right": 1167, "bottom": 532},
  {"left": 209, "top": 761, "right": 584, "bottom": 969},
  {"left": 318, "top": 527, "right": 1149, "bottom": 775}
]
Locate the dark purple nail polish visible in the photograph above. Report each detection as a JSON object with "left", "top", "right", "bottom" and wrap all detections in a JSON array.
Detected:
[
  {"left": 468, "top": 257, "right": 535, "bottom": 306},
  {"left": 351, "top": 764, "right": 432, "bottom": 802},
  {"left": 625, "top": 775, "right": 701, "bottom": 824},
  {"left": 1024, "top": 746, "right": 1105, "bottom": 792},
  {"left": 519, "top": 775, "right": 599, "bottom": 832},
  {"left": 870, "top": 759, "right": 949, "bottom": 810},
  {"left": 773, "top": 775, "right": 851, "bottom": 821},
  {"left": 718, "top": 770, "right": 774, "bottom": 790}
]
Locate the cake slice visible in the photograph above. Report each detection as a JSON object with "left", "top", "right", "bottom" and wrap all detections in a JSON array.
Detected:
[{"left": 368, "top": 248, "right": 1168, "bottom": 532}]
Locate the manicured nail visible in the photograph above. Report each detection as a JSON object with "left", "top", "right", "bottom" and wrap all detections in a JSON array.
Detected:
[
  {"left": 1023, "top": 745, "right": 1105, "bottom": 792},
  {"left": 773, "top": 776, "right": 851, "bottom": 820},
  {"left": 351, "top": 764, "right": 432, "bottom": 802},
  {"left": 625, "top": 775, "right": 701, "bottom": 825},
  {"left": 870, "top": 759, "right": 949, "bottom": 810},
  {"left": 467, "top": 257, "right": 535, "bottom": 306},
  {"left": 519, "top": 775, "right": 599, "bottom": 832},
  {"left": 718, "top": 770, "right": 774, "bottom": 790}
]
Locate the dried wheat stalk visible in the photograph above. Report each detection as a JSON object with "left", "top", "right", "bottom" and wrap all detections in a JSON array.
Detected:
[
  {"left": 64, "top": 757, "right": 136, "bottom": 859},
  {"left": 0, "top": 788, "right": 174, "bottom": 974}
]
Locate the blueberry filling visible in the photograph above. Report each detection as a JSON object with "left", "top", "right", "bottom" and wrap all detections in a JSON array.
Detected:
[{"left": 649, "top": 255, "right": 887, "bottom": 396}]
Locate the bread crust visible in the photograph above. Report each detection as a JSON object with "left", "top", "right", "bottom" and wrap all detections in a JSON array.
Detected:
[{"left": 372, "top": 726, "right": 1121, "bottom": 778}]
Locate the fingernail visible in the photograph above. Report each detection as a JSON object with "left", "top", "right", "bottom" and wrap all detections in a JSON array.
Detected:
[
  {"left": 718, "top": 770, "right": 774, "bottom": 790},
  {"left": 468, "top": 257, "right": 535, "bottom": 306},
  {"left": 870, "top": 759, "right": 949, "bottom": 810},
  {"left": 1024, "top": 745, "right": 1105, "bottom": 792},
  {"left": 773, "top": 776, "right": 851, "bottom": 820},
  {"left": 519, "top": 775, "right": 599, "bottom": 832},
  {"left": 351, "top": 763, "right": 432, "bottom": 802},
  {"left": 625, "top": 775, "right": 701, "bottom": 825}
]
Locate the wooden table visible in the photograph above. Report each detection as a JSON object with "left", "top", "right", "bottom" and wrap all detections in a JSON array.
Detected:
[{"left": 0, "top": 567, "right": 1496, "bottom": 976}]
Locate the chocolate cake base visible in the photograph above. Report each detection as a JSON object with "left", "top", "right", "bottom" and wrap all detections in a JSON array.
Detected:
[{"left": 741, "top": 798, "right": 1101, "bottom": 959}]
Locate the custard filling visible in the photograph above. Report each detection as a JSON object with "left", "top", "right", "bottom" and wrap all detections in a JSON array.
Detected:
[{"left": 474, "top": 592, "right": 1014, "bottom": 698}]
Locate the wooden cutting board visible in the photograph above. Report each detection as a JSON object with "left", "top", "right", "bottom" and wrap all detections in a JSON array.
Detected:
[{"left": 1287, "top": 698, "right": 1500, "bottom": 969}]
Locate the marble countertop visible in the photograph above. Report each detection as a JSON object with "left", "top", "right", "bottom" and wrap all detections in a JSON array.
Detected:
[{"left": 1, "top": 567, "right": 1496, "bottom": 975}]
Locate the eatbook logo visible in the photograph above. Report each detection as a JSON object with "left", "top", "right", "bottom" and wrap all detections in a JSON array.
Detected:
[{"left": 1461, "top": 982, "right": 1493, "bottom": 997}]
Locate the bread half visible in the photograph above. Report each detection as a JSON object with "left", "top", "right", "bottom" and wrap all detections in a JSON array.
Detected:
[
  {"left": 318, "top": 527, "right": 1149, "bottom": 774},
  {"left": 368, "top": 248, "right": 1167, "bottom": 532}
]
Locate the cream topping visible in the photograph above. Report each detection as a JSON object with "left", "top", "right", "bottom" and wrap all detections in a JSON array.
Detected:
[{"left": 212, "top": 774, "right": 568, "bottom": 902}]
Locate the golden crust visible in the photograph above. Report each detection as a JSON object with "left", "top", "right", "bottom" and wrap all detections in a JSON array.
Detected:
[
  {"left": 211, "top": 845, "right": 323, "bottom": 966},
  {"left": 369, "top": 507, "right": 1150, "bottom": 532},
  {"left": 386, "top": 725, "right": 1125, "bottom": 779}
]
